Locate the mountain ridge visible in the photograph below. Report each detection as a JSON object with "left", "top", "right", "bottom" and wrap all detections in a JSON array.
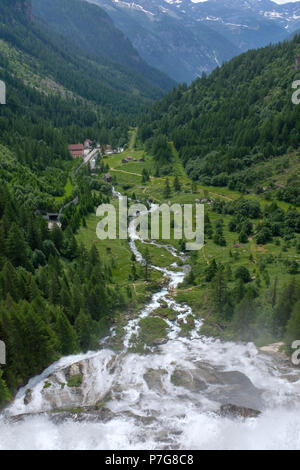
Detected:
[{"left": 86, "top": 0, "right": 299, "bottom": 82}]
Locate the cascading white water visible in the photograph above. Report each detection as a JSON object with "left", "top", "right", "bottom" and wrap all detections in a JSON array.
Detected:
[{"left": 1, "top": 190, "right": 300, "bottom": 450}]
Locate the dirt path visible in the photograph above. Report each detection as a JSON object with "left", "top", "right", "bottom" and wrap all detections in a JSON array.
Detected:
[
  {"left": 248, "top": 236, "right": 257, "bottom": 261},
  {"left": 209, "top": 191, "right": 233, "bottom": 201},
  {"left": 110, "top": 167, "right": 164, "bottom": 182},
  {"left": 175, "top": 285, "right": 202, "bottom": 293},
  {"left": 202, "top": 246, "right": 210, "bottom": 265},
  {"left": 110, "top": 168, "right": 142, "bottom": 177}
]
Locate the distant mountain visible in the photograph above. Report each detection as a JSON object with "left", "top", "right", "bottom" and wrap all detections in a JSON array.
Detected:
[
  {"left": 31, "top": 0, "right": 174, "bottom": 93},
  {"left": 86, "top": 0, "right": 299, "bottom": 82},
  {"left": 87, "top": 0, "right": 240, "bottom": 83},
  {"left": 289, "top": 28, "right": 300, "bottom": 41}
]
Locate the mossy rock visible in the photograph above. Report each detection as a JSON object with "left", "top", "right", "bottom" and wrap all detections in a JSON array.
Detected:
[
  {"left": 152, "top": 307, "right": 177, "bottom": 321},
  {"left": 53, "top": 407, "right": 83, "bottom": 414},
  {"left": 186, "top": 314, "right": 195, "bottom": 327},
  {"left": 171, "top": 369, "right": 206, "bottom": 392},
  {"left": 179, "top": 315, "right": 196, "bottom": 337},
  {"left": 67, "top": 373, "right": 83, "bottom": 388},
  {"left": 43, "top": 381, "right": 51, "bottom": 389},
  {"left": 167, "top": 311, "right": 177, "bottom": 321},
  {"left": 24, "top": 388, "right": 32, "bottom": 405},
  {"left": 138, "top": 317, "right": 168, "bottom": 346}
]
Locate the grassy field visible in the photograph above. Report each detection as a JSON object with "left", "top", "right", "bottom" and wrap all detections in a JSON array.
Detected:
[
  {"left": 55, "top": 178, "right": 74, "bottom": 202},
  {"left": 76, "top": 211, "right": 167, "bottom": 322},
  {"left": 107, "top": 144, "right": 297, "bottom": 210}
]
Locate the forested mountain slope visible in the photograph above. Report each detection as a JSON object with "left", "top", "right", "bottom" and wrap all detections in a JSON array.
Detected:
[
  {"left": 0, "top": 0, "right": 152, "bottom": 404},
  {"left": 32, "top": 0, "right": 174, "bottom": 93},
  {"left": 138, "top": 35, "right": 300, "bottom": 206},
  {"left": 0, "top": 0, "right": 169, "bottom": 118}
]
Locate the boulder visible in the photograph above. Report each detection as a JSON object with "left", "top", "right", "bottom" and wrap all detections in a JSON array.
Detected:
[
  {"left": 144, "top": 369, "right": 167, "bottom": 392},
  {"left": 24, "top": 388, "right": 32, "bottom": 406},
  {"left": 210, "top": 370, "right": 264, "bottom": 410},
  {"left": 171, "top": 369, "right": 207, "bottom": 392},
  {"left": 220, "top": 404, "right": 261, "bottom": 419},
  {"left": 153, "top": 338, "right": 168, "bottom": 346}
]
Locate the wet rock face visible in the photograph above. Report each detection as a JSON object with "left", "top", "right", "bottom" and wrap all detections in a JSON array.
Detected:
[
  {"left": 168, "top": 364, "right": 264, "bottom": 411},
  {"left": 171, "top": 369, "right": 207, "bottom": 393},
  {"left": 144, "top": 369, "right": 167, "bottom": 392},
  {"left": 220, "top": 404, "right": 261, "bottom": 419},
  {"left": 9, "top": 406, "right": 115, "bottom": 425},
  {"left": 153, "top": 338, "right": 168, "bottom": 346},
  {"left": 49, "top": 406, "right": 115, "bottom": 425},
  {"left": 39, "top": 361, "right": 87, "bottom": 410},
  {"left": 192, "top": 363, "right": 264, "bottom": 411},
  {"left": 211, "top": 372, "right": 263, "bottom": 411},
  {"left": 24, "top": 389, "right": 32, "bottom": 406}
]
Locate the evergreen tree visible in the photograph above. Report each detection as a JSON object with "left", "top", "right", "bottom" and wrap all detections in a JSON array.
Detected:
[
  {"left": 173, "top": 175, "right": 181, "bottom": 192},
  {"left": 0, "top": 369, "right": 11, "bottom": 406},
  {"left": 144, "top": 247, "right": 151, "bottom": 281},
  {"left": 285, "top": 301, "right": 300, "bottom": 348},
  {"left": 163, "top": 178, "right": 171, "bottom": 199},
  {"left": 233, "top": 289, "right": 257, "bottom": 340}
]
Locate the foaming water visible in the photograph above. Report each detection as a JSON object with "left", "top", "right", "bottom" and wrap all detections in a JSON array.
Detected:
[{"left": 1, "top": 190, "right": 300, "bottom": 450}]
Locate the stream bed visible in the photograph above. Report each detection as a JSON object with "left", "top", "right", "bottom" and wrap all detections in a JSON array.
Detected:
[{"left": 1, "top": 191, "right": 300, "bottom": 450}]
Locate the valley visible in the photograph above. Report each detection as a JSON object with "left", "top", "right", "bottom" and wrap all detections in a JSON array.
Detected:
[
  {"left": 0, "top": 0, "right": 300, "bottom": 451},
  {"left": 0, "top": 136, "right": 300, "bottom": 449}
]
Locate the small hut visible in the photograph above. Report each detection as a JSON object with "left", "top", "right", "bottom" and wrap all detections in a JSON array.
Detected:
[{"left": 103, "top": 173, "right": 112, "bottom": 183}]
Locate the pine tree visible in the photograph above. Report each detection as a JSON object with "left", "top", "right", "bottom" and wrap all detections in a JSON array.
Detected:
[
  {"left": 7, "top": 224, "right": 30, "bottom": 268},
  {"left": 55, "top": 310, "right": 79, "bottom": 355},
  {"left": 163, "top": 178, "right": 171, "bottom": 199},
  {"left": 0, "top": 369, "right": 11, "bottom": 406},
  {"left": 174, "top": 175, "right": 181, "bottom": 192},
  {"left": 273, "top": 278, "right": 300, "bottom": 333},
  {"left": 233, "top": 289, "right": 257, "bottom": 340},
  {"left": 144, "top": 247, "right": 151, "bottom": 281},
  {"left": 75, "top": 309, "right": 96, "bottom": 351},
  {"left": 285, "top": 301, "right": 300, "bottom": 348}
]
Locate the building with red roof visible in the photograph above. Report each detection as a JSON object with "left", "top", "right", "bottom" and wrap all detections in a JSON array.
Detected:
[{"left": 68, "top": 144, "right": 84, "bottom": 158}]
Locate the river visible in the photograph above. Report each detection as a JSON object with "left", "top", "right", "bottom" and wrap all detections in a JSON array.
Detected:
[{"left": 0, "top": 190, "right": 300, "bottom": 450}]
